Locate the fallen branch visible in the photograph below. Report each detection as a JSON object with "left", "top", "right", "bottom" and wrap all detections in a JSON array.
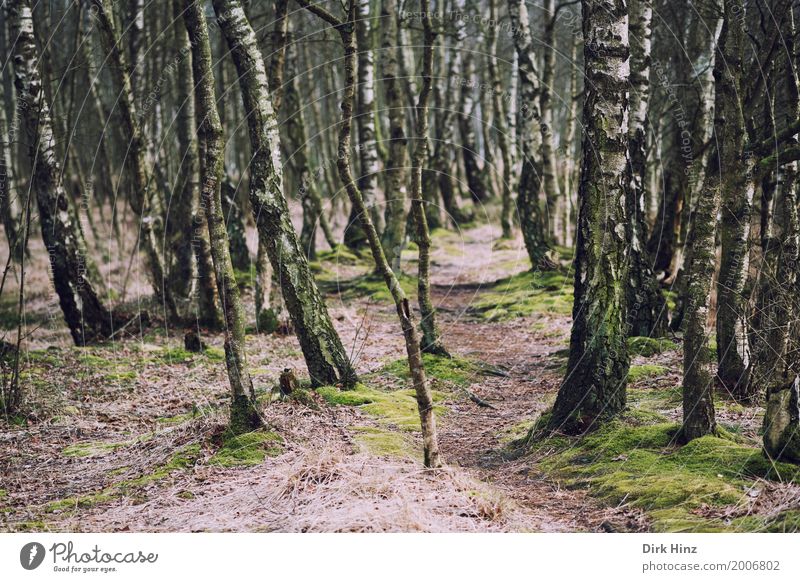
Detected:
[{"left": 458, "top": 386, "right": 498, "bottom": 410}]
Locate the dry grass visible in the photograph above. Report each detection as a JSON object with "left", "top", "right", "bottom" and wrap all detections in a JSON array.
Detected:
[{"left": 54, "top": 448, "right": 533, "bottom": 532}]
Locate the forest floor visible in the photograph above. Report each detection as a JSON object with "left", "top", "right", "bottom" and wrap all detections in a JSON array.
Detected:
[{"left": 2, "top": 222, "right": 800, "bottom": 532}]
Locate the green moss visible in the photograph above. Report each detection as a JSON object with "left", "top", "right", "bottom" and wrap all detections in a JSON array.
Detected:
[
  {"left": 204, "top": 347, "right": 226, "bottom": 362},
  {"left": 105, "top": 370, "right": 138, "bottom": 382},
  {"left": 318, "top": 383, "right": 447, "bottom": 431},
  {"left": 352, "top": 426, "right": 414, "bottom": 457},
  {"left": 156, "top": 347, "right": 196, "bottom": 364},
  {"left": 77, "top": 353, "right": 116, "bottom": 368},
  {"left": 530, "top": 411, "right": 800, "bottom": 532},
  {"left": 62, "top": 435, "right": 150, "bottom": 458},
  {"left": 379, "top": 353, "right": 481, "bottom": 388},
  {"left": 209, "top": 431, "right": 283, "bottom": 467},
  {"left": 628, "top": 365, "right": 668, "bottom": 382},
  {"left": 127, "top": 445, "right": 201, "bottom": 485},
  {"left": 46, "top": 444, "right": 202, "bottom": 514},
  {"left": 334, "top": 272, "right": 418, "bottom": 302},
  {"left": 471, "top": 270, "right": 573, "bottom": 320},
  {"left": 627, "top": 336, "right": 679, "bottom": 357}
]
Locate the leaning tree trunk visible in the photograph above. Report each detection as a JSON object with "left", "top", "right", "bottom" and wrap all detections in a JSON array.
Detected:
[
  {"left": 626, "top": 0, "right": 667, "bottom": 337},
  {"left": 297, "top": 0, "right": 442, "bottom": 468},
  {"left": 508, "top": 0, "right": 550, "bottom": 269},
  {"left": 183, "top": 0, "right": 260, "bottom": 433},
  {"left": 379, "top": 0, "right": 409, "bottom": 269},
  {"left": 212, "top": 0, "right": 357, "bottom": 388},
  {"left": 715, "top": 1, "right": 754, "bottom": 402},
  {"left": 548, "top": 0, "right": 631, "bottom": 434},
  {"left": 344, "top": 0, "right": 383, "bottom": 249},
  {"left": 91, "top": 0, "right": 178, "bottom": 320},
  {"left": 9, "top": 0, "right": 113, "bottom": 345}
]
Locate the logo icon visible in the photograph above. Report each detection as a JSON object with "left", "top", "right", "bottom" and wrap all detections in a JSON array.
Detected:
[{"left": 20, "top": 542, "right": 46, "bottom": 570}]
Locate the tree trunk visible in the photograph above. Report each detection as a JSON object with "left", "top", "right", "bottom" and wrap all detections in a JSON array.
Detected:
[
  {"left": 91, "top": 0, "right": 178, "bottom": 320},
  {"left": 681, "top": 154, "right": 721, "bottom": 441},
  {"left": 508, "top": 0, "right": 550, "bottom": 268},
  {"left": 212, "top": 0, "right": 357, "bottom": 388},
  {"left": 410, "top": 0, "right": 448, "bottom": 357},
  {"left": 183, "top": 0, "right": 260, "bottom": 433},
  {"left": 9, "top": 0, "right": 113, "bottom": 345},
  {"left": 167, "top": 0, "right": 200, "bottom": 304},
  {"left": 0, "top": 62, "right": 19, "bottom": 261},
  {"left": 715, "top": 1, "right": 754, "bottom": 402},
  {"left": 488, "top": 0, "right": 512, "bottom": 240},
  {"left": 298, "top": 0, "right": 442, "bottom": 468},
  {"left": 626, "top": 0, "right": 667, "bottom": 337},
  {"left": 458, "top": 52, "right": 487, "bottom": 203},
  {"left": 758, "top": 6, "right": 800, "bottom": 461},
  {"left": 548, "top": 0, "right": 631, "bottom": 434},
  {"left": 344, "top": 0, "right": 383, "bottom": 249},
  {"left": 540, "top": 0, "right": 562, "bottom": 242},
  {"left": 284, "top": 42, "right": 326, "bottom": 261},
  {"left": 380, "top": 0, "right": 409, "bottom": 269},
  {"left": 562, "top": 35, "right": 579, "bottom": 248}
]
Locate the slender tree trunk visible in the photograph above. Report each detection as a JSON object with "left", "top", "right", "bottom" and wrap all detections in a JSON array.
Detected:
[
  {"left": 667, "top": 2, "right": 723, "bottom": 330},
  {"left": 344, "top": 0, "right": 383, "bottom": 249},
  {"left": 432, "top": 2, "right": 471, "bottom": 226},
  {"left": 0, "top": 66, "right": 19, "bottom": 261},
  {"left": 626, "top": 0, "right": 667, "bottom": 337},
  {"left": 458, "top": 52, "right": 488, "bottom": 203},
  {"left": 91, "top": 0, "right": 178, "bottom": 320},
  {"left": 212, "top": 0, "right": 357, "bottom": 388},
  {"left": 168, "top": 0, "right": 199, "bottom": 304},
  {"left": 562, "top": 36, "right": 579, "bottom": 248},
  {"left": 508, "top": 0, "right": 550, "bottom": 269},
  {"left": 548, "top": 0, "right": 631, "bottom": 434},
  {"left": 298, "top": 0, "right": 442, "bottom": 468},
  {"left": 9, "top": 0, "right": 113, "bottom": 345},
  {"left": 284, "top": 42, "right": 323, "bottom": 260},
  {"left": 183, "top": 0, "right": 260, "bottom": 433},
  {"left": 540, "top": 0, "right": 562, "bottom": 241},
  {"left": 380, "top": 0, "right": 409, "bottom": 269},
  {"left": 410, "top": 1, "right": 447, "bottom": 357},
  {"left": 715, "top": 1, "right": 754, "bottom": 402},
  {"left": 488, "top": 0, "right": 512, "bottom": 239}
]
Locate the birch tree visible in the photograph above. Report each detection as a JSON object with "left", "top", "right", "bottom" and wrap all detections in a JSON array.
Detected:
[
  {"left": 8, "top": 0, "right": 113, "bottom": 345},
  {"left": 548, "top": 0, "right": 631, "bottom": 433},
  {"left": 212, "top": 0, "right": 357, "bottom": 388}
]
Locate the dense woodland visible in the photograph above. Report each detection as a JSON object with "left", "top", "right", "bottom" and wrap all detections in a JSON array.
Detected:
[{"left": 2, "top": 0, "right": 800, "bottom": 532}]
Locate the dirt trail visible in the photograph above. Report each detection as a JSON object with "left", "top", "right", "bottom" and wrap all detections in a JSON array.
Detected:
[
  {"left": 422, "top": 224, "right": 642, "bottom": 532},
  {"left": 0, "top": 224, "right": 642, "bottom": 532}
]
